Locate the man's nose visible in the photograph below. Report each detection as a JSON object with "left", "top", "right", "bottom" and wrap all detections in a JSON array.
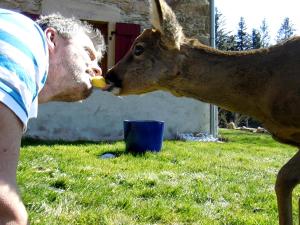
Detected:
[
  {"left": 91, "top": 61, "right": 102, "bottom": 76},
  {"left": 92, "top": 66, "right": 102, "bottom": 76}
]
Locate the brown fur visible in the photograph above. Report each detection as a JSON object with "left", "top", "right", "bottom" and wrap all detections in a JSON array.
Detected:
[{"left": 105, "top": 0, "right": 300, "bottom": 224}]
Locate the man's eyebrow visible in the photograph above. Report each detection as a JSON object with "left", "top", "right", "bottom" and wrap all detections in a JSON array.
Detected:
[{"left": 85, "top": 46, "right": 96, "bottom": 61}]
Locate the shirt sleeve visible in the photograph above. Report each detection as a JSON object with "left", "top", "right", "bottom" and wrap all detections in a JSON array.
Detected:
[{"left": 0, "top": 9, "right": 48, "bottom": 131}]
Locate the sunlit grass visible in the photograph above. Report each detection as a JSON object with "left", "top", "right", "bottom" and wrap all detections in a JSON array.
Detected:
[{"left": 18, "top": 129, "right": 299, "bottom": 224}]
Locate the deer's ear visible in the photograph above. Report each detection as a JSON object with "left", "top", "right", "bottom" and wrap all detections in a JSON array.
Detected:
[
  {"left": 150, "top": 0, "right": 184, "bottom": 50},
  {"left": 150, "top": 0, "right": 163, "bottom": 32}
]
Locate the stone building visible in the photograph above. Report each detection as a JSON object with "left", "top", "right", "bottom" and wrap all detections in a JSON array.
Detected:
[{"left": 0, "top": 0, "right": 216, "bottom": 141}]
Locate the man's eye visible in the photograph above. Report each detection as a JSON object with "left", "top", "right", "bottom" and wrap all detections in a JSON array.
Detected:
[{"left": 134, "top": 45, "right": 144, "bottom": 56}]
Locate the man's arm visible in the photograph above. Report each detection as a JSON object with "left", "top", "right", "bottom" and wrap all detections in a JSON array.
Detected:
[{"left": 0, "top": 103, "right": 28, "bottom": 225}]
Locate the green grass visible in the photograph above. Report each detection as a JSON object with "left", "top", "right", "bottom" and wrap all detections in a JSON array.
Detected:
[{"left": 18, "top": 129, "right": 300, "bottom": 225}]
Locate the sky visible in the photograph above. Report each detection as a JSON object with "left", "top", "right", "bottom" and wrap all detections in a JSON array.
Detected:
[{"left": 215, "top": 0, "right": 300, "bottom": 43}]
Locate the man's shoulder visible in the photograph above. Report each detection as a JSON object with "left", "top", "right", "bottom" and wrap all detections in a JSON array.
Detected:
[{"left": 0, "top": 8, "right": 35, "bottom": 26}]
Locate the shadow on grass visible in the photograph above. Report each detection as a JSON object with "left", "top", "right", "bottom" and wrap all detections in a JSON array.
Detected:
[
  {"left": 98, "top": 150, "right": 125, "bottom": 158},
  {"left": 21, "top": 137, "right": 119, "bottom": 147},
  {"left": 98, "top": 150, "right": 157, "bottom": 159},
  {"left": 22, "top": 138, "right": 160, "bottom": 155},
  {"left": 21, "top": 138, "right": 154, "bottom": 160}
]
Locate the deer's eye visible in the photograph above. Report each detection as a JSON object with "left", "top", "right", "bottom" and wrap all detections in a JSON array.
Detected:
[{"left": 134, "top": 44, "right": 144, "bottom": 56}]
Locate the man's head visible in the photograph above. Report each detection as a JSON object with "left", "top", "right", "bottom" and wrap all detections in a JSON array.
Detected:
[
  {"left": 37, "top": 14, "right": 106, "bottom": 57},
  {"left": 37, "top": 14, "right": 106, "bottom": 103}
]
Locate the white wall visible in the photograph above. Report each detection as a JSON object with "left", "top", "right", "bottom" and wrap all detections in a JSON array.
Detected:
[{"left": 26, "top": 91, "right": 210, "bottom": 141}]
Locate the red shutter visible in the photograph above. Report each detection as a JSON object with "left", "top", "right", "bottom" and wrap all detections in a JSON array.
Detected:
[{"left": 115, "top": 23, "right": 140, "bottom": 63}]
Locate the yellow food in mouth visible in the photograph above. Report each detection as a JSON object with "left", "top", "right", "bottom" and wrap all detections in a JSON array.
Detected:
[{"left": 91, "top": 76, "right": 106, "bottom": 88}]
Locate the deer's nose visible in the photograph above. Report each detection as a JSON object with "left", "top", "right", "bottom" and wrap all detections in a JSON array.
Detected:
[{"left": 105, "top": 69, "right": 122, "bottom": 88}]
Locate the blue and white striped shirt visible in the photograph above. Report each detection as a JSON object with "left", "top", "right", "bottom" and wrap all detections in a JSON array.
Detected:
[{"left": 0, "top": 8, "right": 48, "bottom": 130}]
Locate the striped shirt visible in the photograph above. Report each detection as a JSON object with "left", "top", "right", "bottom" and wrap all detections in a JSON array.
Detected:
[{"left": 0, "top": 8, "right": 48, "bottom": 130}]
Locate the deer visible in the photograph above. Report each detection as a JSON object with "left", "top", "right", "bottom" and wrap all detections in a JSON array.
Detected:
[{"left": 104, "top": 0, "right": 300, "bottom": 224}]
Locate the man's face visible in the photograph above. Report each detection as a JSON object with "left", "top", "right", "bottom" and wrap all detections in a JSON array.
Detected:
[{"left": 51, "top": 32, "right": 102, "bottom": 102}]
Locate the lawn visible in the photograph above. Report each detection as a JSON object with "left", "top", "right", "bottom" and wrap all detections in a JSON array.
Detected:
[{"left": 19, "top": 129, "right": 299, "bottom": 225}]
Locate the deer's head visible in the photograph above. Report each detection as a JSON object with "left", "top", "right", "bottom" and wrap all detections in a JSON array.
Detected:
[{"left": 105, "top": 0, "right": 185, "bottom": 95}]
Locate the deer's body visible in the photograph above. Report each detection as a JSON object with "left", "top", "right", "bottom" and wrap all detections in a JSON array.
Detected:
[
  {"left": 174, "top": 38, "right": 300, "bottom": 146},
  {"left": 105, "top": 0, "right": 300, "bottom": 224}
]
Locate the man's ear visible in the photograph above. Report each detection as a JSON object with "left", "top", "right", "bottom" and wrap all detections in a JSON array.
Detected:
[{"left": 44, "top": 28, "right": 57, "bottom": 53}]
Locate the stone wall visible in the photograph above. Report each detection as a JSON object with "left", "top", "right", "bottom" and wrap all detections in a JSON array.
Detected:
[
  {"left": 0, "top": 0, "right": 42, "bottom": 14},
  {"left": 0, "top": 0, "right": 211, "bottom": 43},
  {"left": 168, "top": 0, "right": 210, "bottom": 43}
]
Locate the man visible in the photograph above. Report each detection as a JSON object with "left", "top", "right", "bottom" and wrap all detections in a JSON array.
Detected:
[{"left": 0, "top": 9, "right": 105, "bottom": 224}]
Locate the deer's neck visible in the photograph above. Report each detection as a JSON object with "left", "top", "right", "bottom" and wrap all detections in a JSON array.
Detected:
[{"left": 168, "top": 43, "right": 274, "bottom": 119}]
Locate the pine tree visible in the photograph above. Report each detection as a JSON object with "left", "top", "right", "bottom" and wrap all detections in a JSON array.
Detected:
[
  {"left": 235, "top": 17, "right": 251, "bottom": 51},
  {"left": 251, "top": 29, "right": 262, "bottom": 49},
  {"left": 224, "top": 35, "right": 236, "bottom": 51},
  {"left": 276, "top": 17, "right": 295, "bottom": 43},
  {"left": 215, "top": 8, "right": 226, "bottom": 50},
  {"left": 215, "top": 8, "right": 234, "bottom": 51},
  {"left": 260, "top": 19, "right": 270, "bottom": 48}
]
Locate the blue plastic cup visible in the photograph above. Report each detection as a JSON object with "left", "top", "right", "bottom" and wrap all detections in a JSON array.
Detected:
[{"left": 124, "top": 120, "right": 164, "bottom": 153}]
